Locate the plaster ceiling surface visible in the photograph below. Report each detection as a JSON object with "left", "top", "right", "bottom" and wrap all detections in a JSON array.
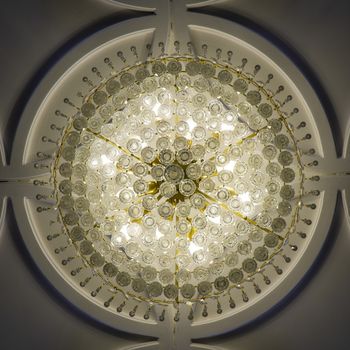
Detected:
[{"left": 0, "top": 1, "right": 350, "bottom": 350}]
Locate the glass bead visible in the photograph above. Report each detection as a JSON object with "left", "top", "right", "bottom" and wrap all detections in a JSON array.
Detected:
[
  {"left": 274, "top": 134, "right": 290, "bottom": 149},
  {"left": 135, "top": 67, "right": 150, "bottom": 81},
  {"left": 156, "top": 136, "right": 170, "bottom": 150},
  {"left": 158, "top": 202, "right": 174, "bottom": 218},
  {"left": 192, "top": 93, "right": 207, "bottom": 108},
  {"left": 176, "top": 73, "right": 191, "bottom": 89},
  {"left": 193, "top": 267, "right": 209, "bottom": 281},
  {"left": 103, "top": 263, "right": 118, "bottom": 277},
  {"left": 229, "top": 268, "right": 243, "bottom": 284},
  {"left": 209, "top": 261, "right": 224, "bottom": 276},
  {"left": 125, "top": 242, "right": 140, "bottom": 258},
  {"left": 159, "top": 182, "right": 176, "bottom": 198},
  {"left": 246, "top": 90, "right": 261, "bottom": 105},
  {"left": 249, "top": 228, "right": 263, "bottom": 242},
  {"left": 180, "top": 284, "right": 195, "bottom": 299},
  {"left": 167, "top": 60, "right": 182, "bottom": 75},
  {"left": 74, "top": 197, "right": 89, "bottom": 212},
  {"left": 192, "top": 109, "right": 207, "bottom": 124},
  {"left": 120, "top": 72, "right": 135, "bottom": 87},
  {"left": 59, "top": 180, "right": 72, "bottom": 194},
  {"left": 225, "top": 252, "right": 239, "bottom": 267},
  {"left": 248, "top": 114, "right": 265, "bottom": 130},
  {"left": 234, "top": 161, "right": 248, "bottom": 176},
  {"left": 193, "top": 77, "right": 209, "bottom": 92},
  {"left": 237, "top": 240, "right": 252, "bottom": 255},
  {"left": 132, "top": 278, "right": 147, "bottom": 293},
  {"left": 262, "top": 145, "right": 277, "bottom": 160},
  {"left": 266, "top": 162, "right": 282, "bottom": 177},
  {"left": 152, "top": 61, "right": 166, "bottom": 75},
  {"left": 192, "top": 249, "right": 208, "bottom": 264},
  {"left": 233, "top": 79, "right": 248, "bottom": 93},
  {"left": 179, "top": 179, "right": 196, "bottom": 196},
  {"left": 192, "top": 215, "right": 207, "bottom": 229},
  {"left": 59, "top": 162, "right": 73, "bottom": 177},
  {"left": 200, "top": 62, "right": 215, "bottom": 78},
  {"left": 158, "top": 236, "right": 173, "bottom": 250},
  {"left": 280, "top": 168, "right": 296, "bottom": 183},
  {"left": 269, "top": 119, "right": 283, "bottom": 133},
  {"left": 277, "top": 200, "right": 292, "bottom": 216},
  {"left": 90, "top": 252, "right": 105, "bottom": 267},
  {"left": 177, "top": 149, "right": 193, "bottom": 165},
  {"left": 192, "top": 232, "right": 207, "bottom": 247},
  {"left": 116, "top": 271, "right": 131, "bottom": 286},
  {"left": 81, "top": 103, "right": 96, "bottom": 118},
  {"left": 271, "top": 217, "right": 286, "bottom": 232},
  {"left": 88, "top": 117, "right": 103, "bottom": 132},
  {"left": 218, "top": 69, "right": 233, "bottom": 84},
  {"left": 191, "top": 144, "right": 206, "bottom": 159},
  {"left": 280, "top": 185, "right": 295, "bottom": 200},
  {"left": 223, "top": 234, "right": 238, "bottom": 248},
  {"left": 254, "top": 246, "right": 269, "bottom": 261},
  {"left": 105, "top": 79, "right": 120, "bottom": 95},
  {"left": 80, "top": 240, "right": 94, "bottom": 255},
  {"left": 69, "top": 226, "right": 85, "bottom": 241},
  {"left": 242, "top": 258, "right": 257, "bottom": 273},
  {"left": 142, "top": 250, "right": 155, "bottom": 264},
  {"left": 208, "top": 243, "right": 224, "bottom": 259},
  {"left": 192, "top": 126, "right": 206, "bottom": 141},
  {"left": 93, "top": 90, "right": 108, "bottom": 106},
  {"left": 186, "top": 163, "right": 202, "bottom": 180},
  {"left": 73, "top": 116, "right": 88, "bottom": 130},
  {"left": 164, "top": 284, "right": 178, "bottom": 299},
  {"left": 197, "top": 281, "right": 212, "bottom": 296},
  {"left": 278, "top": 150, "right": 294, "bottom": 166},
  {"left": 185, "top": 61, "right": 201, "bottom": 76},
  {"left": 62, "top": 147, "right": 75, "bottom": 162},
  {"left": 176, "top": 202, "right": 191, "bottom": 217},
  {"left": 258, "top": 103, "right": 273, "bottom": 118},
  {"left": 142, "top": 76, "right": 158, "bottom": 92},
  {"left": 264, "top": 233, "right": 279, "bottom": 248}
]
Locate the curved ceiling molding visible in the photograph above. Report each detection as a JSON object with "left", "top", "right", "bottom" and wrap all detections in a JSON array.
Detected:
[
  {"left": 1, "top": 1, "right": 348, "bottom": 349},
  {"left": 106, "top": 0, "right": 156, "bottom": 12},
  {"left": 341, "top": 121, "right": 350, "bottom": 228}
]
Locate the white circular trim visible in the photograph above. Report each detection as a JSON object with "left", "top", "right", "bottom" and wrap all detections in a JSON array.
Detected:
[{"left": 6, "top": 5, "right": 338, "bottom": 346}]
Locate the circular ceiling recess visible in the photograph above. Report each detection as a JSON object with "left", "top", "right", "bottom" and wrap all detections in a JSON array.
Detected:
[{"left": 8, "top": 1, "right": 337, "bottom": 349}]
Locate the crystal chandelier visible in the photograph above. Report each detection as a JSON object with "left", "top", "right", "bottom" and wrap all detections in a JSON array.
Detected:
[
  {"left": 54, "top": 54, "right": 304, "bottom": 313},
  {"left": 5, "top": 1, "right": 342, "bottom": 348}
]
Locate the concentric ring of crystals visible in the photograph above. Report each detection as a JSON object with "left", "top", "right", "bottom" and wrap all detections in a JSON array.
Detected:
[{"left": 54, "top": 57, "right": 303, "bottom": 303}]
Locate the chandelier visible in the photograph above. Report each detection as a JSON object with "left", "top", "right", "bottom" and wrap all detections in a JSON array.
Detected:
[
  {"left": 54, "top": 54, "right": 305, "bottom": 310},
  {"left": 4, "top": 1, "right": 345, "bottom": 349}
]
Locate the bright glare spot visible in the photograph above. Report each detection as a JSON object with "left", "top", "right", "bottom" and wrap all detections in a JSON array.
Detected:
[
  {"left": 210, "top": 216, "right": 221, "bottom": 224},
  {"left": 189, "top": 241, "right": 201, "bottom": 254},
  {"left": 221, "top": 123, "right": 232, "bottom": 131},
  {"left": 187, "top": 118, "right": 196, "bottom": 131},
  {"left": 152, "top": 101, "right": 161, "bottom": 115},
  {"left": 101, "top": 154, "right": 112, "bottom": 165},
  {"left": 224, "top": 160, "right": 236, "bottom": 170},
  {"left": 120, "top": 225, "right": 130, "bottom": 240},
  {"left": 239, "top": 192, "right": 250, "bottom": 202},
  {"left": 155, "top": 228, "right": 163, "bottom": 239}
]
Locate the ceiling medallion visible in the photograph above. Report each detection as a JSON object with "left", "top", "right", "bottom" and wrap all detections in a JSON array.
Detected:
[{"left": 2, "top": 1, "right": 348, "bottom": 349}]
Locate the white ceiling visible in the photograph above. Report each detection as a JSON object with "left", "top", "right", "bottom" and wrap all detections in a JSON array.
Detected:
[{"left": 0, "top": 0, "right": 349, "bottom": 349}]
